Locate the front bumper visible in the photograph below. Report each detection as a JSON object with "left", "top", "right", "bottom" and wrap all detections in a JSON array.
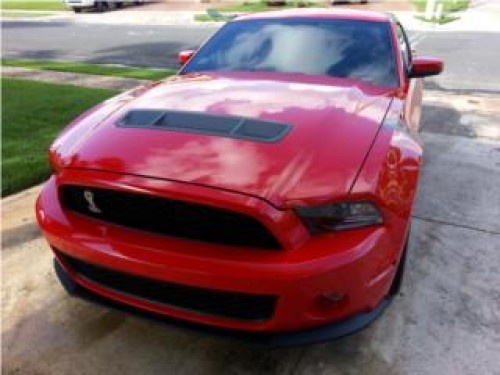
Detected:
[
  {"left": 37, "top": 170, "right": 404, "bottom": 336},
  {"left": 54, "top": 258, "right": 393, "bottom": 347}
]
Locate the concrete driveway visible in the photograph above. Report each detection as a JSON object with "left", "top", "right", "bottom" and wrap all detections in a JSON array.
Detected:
[{"left": 2, "top": 91, "right": 500, "bottom": 374}]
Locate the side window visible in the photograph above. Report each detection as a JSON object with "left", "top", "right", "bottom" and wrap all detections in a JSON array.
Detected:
[{"left": 396, "top": 23, "right": 412, "bottom": 74}]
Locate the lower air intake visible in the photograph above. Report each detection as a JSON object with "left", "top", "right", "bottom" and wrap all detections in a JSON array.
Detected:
[{"left": 56, "top": 250, "right": 278, "bottom": 322}]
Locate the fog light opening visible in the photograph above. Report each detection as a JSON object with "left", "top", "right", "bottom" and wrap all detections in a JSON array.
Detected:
[
  {"left": 320, "top": 292, "right": 347, "bottom": 306},
  {"left": 308, "top": 291, "right": 349, "bottom": 318}
]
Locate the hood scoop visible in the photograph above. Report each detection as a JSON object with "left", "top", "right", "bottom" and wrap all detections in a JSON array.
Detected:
[{"left": 117, "top": 109, "right": 292, "bottom": 143}]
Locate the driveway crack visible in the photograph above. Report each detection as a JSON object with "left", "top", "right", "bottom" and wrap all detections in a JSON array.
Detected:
[
  {"left": 289, "top": 347, "right": 308, "bottom": 375},
  {"left": 412, "top": 215, "right": 500, "bottom": 235}
]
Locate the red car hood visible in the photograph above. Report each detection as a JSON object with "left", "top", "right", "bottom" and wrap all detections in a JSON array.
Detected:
[{"left": 54, "top": 72, "right": 394, "bottom": 207}]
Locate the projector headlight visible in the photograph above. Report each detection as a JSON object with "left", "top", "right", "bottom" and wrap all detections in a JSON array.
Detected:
[{"left": 295, "top": 201, "right": 383, "bottom": 233}]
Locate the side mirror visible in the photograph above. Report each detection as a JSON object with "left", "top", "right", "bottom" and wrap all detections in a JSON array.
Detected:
[
  {"left": 409, "top": 56, "right": 443, "bottom": 78},
  {"left": 178, "top": 50, "right": 196, "bottom": 65}
]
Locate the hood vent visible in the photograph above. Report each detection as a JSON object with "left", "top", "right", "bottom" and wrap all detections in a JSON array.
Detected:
[{"left": 117, "top": 109, "right": 292, "bottom": 143}]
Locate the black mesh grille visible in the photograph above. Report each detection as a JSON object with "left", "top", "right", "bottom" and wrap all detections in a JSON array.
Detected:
[
  {"left": 117, "top": 110, "right": 292, "bottom": 143},
  {"left": 60, "top": 185, "right": 281, "bottom": 249},
  {"left": 57, "top": 251, "right": 277, "bottom": 321}
]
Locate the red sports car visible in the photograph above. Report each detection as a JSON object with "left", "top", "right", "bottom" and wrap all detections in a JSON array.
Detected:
[{"left": 36, "top": 9, "right": 443, "bottom": 346}]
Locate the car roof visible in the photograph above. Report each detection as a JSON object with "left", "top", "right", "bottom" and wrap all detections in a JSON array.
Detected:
[{"left": 235, "top": 8, "right": 394, "bottom": 23}]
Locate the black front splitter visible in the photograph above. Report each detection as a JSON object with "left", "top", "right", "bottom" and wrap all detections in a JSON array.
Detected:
[{"left": 54, "top": 258, "right": 393, "bottom": 348}]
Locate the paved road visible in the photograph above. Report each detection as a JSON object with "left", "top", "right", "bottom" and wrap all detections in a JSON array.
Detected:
[
  {"left": 2, "top": 21, "right": 215, "bottom": 68},
  {"left": 416, "top": 31, "right": 500, "bottom": 94},
  {"left": 3, "top": 21, "right": 500, "bottom": 93}
]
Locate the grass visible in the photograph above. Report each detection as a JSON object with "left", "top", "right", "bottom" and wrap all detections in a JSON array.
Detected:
[
  {"left": 195, "top": 1, "right": 321, "bottom": 21},
  {"left": 415, "top": 14, "right": 460, "bottom": 23},
  {"left": 213, "top": 1, "right": 321, "bottom": 13},
  {"left": 0, "top": 0, "right": 67, "bottom": 11},
  {"left": 2, "top": 58, "right": 176, "bottom": 80},
  {"left": 412, "top": 0, "right": 470, "bottom": 13},
  {"left": 1, "top": 10, "right": 54, "bottom": 17},
  {"left": 2, "top": 78, "right": 118, "bottom": 196},
  {"left": 194, "top": 14, "right": 226, "bottom": 22}
]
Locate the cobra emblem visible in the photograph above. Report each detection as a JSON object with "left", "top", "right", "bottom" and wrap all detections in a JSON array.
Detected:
[{"left": 83, "top": 190, "right": 102, "bottom": 214}]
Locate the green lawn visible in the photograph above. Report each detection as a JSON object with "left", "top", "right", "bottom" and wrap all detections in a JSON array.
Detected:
[
  {"left": 412, "top": 0, "right": 470, "bottom": 13},
  {"left": 415, "top": 13, "right": 460, "bottom": 23},
  {"left": 194, "top": 14, "right": 224, "bottom": 22},
  {"left": 195, "top": 1, "right": 321, "bottom": 21},
  {"left": 2, "top": 58, "right": 176, "bottom": 80},
  {"left": 2, "top": 78, "right": 118, "bottom": 196},
  {"left": 1, "top": 0, "right": 67, "bottom": 11},
  {"left": 214, "top": 1, "right": 321, "bottom": 12}
]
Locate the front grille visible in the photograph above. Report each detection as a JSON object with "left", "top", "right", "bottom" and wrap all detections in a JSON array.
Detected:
[
  {"left": 57, "top": 251, "right": 277, "bottom": 322},
  {"left": 60, "top": 185, "right": 281, "bottom": 249}
]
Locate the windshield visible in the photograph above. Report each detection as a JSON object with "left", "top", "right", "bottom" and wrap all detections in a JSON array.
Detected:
[{"left": 182, "top": 18, "right": 399, "bottom": 87}]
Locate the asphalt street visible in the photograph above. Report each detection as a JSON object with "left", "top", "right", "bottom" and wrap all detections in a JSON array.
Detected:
[
  {"left": 3, "top": 21, "right": 500, "bottom": 94},
  {"left": 2, "top": 21, "right": 215, "bottom": 68}
]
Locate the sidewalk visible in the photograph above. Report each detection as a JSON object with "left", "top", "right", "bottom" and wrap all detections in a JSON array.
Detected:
[
  {"left": 2, "top": 0, "right": 500, "bottom": 31},
  {"left": 2, "top": 66, "right": 147, "bottom": 91},
  {"left": 3, "top": 10, "right": 500, "bottom": 32}
]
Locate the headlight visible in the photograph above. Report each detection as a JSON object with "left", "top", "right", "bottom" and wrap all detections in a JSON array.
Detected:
[{"left": 295, "top": 201, "right": 383, "bottom": 233}]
